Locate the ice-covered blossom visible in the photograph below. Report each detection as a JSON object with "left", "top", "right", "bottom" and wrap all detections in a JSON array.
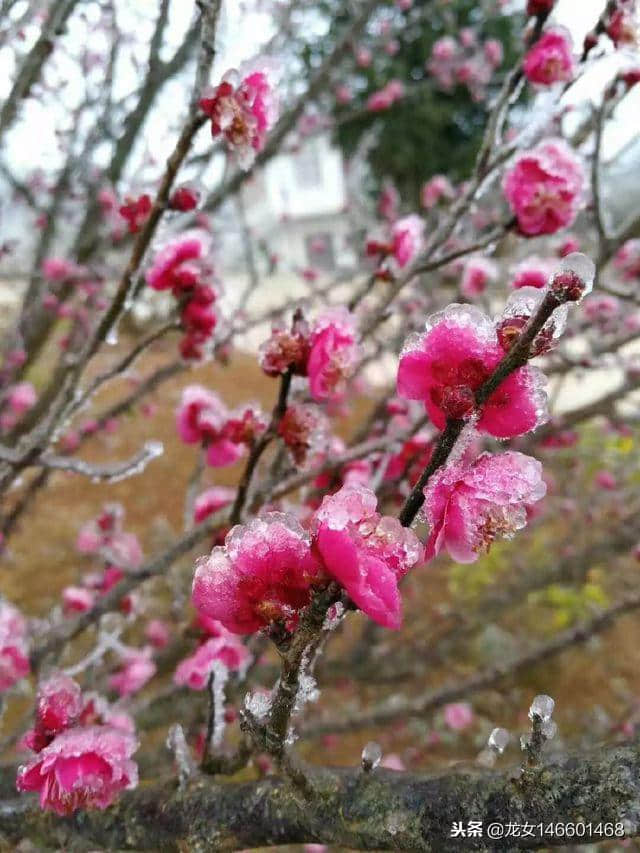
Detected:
[
  {"left": 193, "top": 486, "right": 235, "bottom": 524},
  {"left": 497, "top": 286, "right": 567, "bottom": 356},
  {"left": 192, "top": 513, "right": 323, "bottom": 634},
  {"left": 444, "top": 702, "right": 474, "bottom": 730},
  {"left": 366, "top": 80, "right": 405, "bottom": 112},
  {"left": 16, "top": 725, "right": 138, "bottom": 815},
  {"left": 108, "top": 647, "right": 156, "bottom": 697},
  {"left": 312, "top": 485, "right": 423, "bottom": 629},
  {"left": 605, "top": 0, "right": 637, "bottom": 46},
  {"left": 391, "top": 215, "right": 425, "bottom": 268},
  {"left": 259, "top": 314, "right": 311, "bottom": 377},
  {"left": 397, "top": 305, "right": 548, "bottom": 437},
  {"left": 145, "top": 619, "right": 171, "bottom": 649},
  {"left": 62, "top": 586, "right": 95, "bottom": 615},
  {"left": 199, "top": 67, "right": 277, "bottom": 169},
  {"left": 0, "top": 600, "right": 30, "bottom": 691},
  {"left": 583, "top": 294, "right": 620, "bottom": 322},
  {"left": 146, "top": 238, "right": 203, "bottom": 293},
  {"left": 22, "top": 673, "right": 84, "bottom": 752},
  {"left": 278, "top": 403, "right": 330, "bottom": 467},
  {"left": 421, "top": 175, "right": 454, "bottom": 208},
  {"left": 549, "top": 252, "right": 595, "bottom": 303},
  {"left": 176, "top": 386, "right": 255, "bottom": 467},
  {"left": 523, "top": 29, "right": 575, "bottom": 86},
  {"left": 510, "top": 257, "right": 553, "bottom": 289},
  {"left": 174, "top": 634, "right": 251, "bottom": 689},
  {"left": 422, "top": 451, "right": 546, "bottom": 563},
  {"left": 169, "top": 185, "right": 199, "bottom": 212},
  {"left": 307, "top": 308, "right": 360, "bottom": 401},
  {"left": 460, "top": 256, "right": 497, "bottom": 298},
  {"left": 502, "top": 140, "right": 584, "bottom": 236}
]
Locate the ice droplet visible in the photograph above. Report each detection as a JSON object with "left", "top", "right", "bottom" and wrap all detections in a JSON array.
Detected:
[
  {"left": 361, "top": 741, "right": 382, "bottom": 771},
  {"left": 528, "top": 694, "right": 554, "bottom": 723},
  {"left": 558, "top": 252, "right": 595, "bottom": 297},
  {"left": 541, "top": 719, "right": 557, "bottom": 740},
  {"left": 488, "top": 727, "right": 509, "bottom": 754}
]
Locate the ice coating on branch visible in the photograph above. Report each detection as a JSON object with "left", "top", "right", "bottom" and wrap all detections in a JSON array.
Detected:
[
  {"left": 307, "top": 308, "right": 360, "bottom": 402},
  {"left": 523, "top": 28, "right": 575, "bottom": 86},
  {"left": 174, "top": 634, "right": 251, "bottom": 689},
  {"left": 16, "top": 725, "right": 138, "bottom": 815},
  {"left": 502, "top": 139, "right": 584, "bottom": 236},
  {"left": 498, "top": 286, "right": 568, "bottom": 355},
  {"left": 529, "top": 693, "right": 555, "bottom": 722},
  {"left": 312, "top": 485, "right": 423, "bottom": 630},
  {"left": 192, "top": 513, "right": 323, "bottom": 634},
  {"left": 397, "top": 304, "right": 549, "bottom": 437},
  {"left": 488, "top": 727, "right": 509, "bottom": 753},
  {"left": 0, "top": 599, "right": 30, "bottom": 691},
  {"left": 361, "top": 741, "right": 382, "bottom": 771},
  {"left": 422, "top": 451, "right": 546, "bottom": 563},
  {"left": 199, "top": 66, "right": 278, "bottom": 169}
]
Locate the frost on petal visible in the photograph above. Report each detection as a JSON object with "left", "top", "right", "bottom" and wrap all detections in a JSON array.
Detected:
[
  {"left": 423, "top": 451, "right": 546, "bottom": 563},
  {"left": 192, "top": 513, "right": 323, "bottom": 634}
]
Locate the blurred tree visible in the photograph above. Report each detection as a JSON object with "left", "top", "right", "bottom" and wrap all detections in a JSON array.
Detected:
[{"left": 295, "top": 0, "right": 526, "bottom": 205}]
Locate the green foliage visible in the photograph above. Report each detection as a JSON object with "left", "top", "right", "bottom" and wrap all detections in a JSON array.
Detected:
[{"left": 303, "top": 0, "right": 527, "bottom": 205}]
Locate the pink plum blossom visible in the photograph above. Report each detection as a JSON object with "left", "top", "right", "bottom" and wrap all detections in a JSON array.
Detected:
[
  {"left": 443, "top": 702, "right": 474, "bottom": 730},
  {"left": 41, "top": 257, "right": 82, "bottom": 282},
  {"left": 307, "top": 308, "right": 360, "bottom": 401},
  {"left": 278, "top": 403, "right": 330, "bottom": 467},
  {"left": 421, "top": 175, "right": 454, "bottom": 208},
  {"left": 145, "top": 619, "right": 171, "bottom": 649},
  {"left": 16, "top": 725, "right": 138, "bottom": 815},
  {"left": 523, "top": 29, "right": 575, "bottom": 86},
  {"left": 145, "top": 238, "right": 203, "bottom": 293},
  {"left": 460, "top": 257, "right": 497, "bottom": 297},
  {"left": 397, "top": 305, "right": 548, "bottom": 437},
  {"left": 176, "top": 386, "right": 246, "bottom": 467},
  {"left": 62, "top": 586, "right": 95, "bottom": 616},
  {"left": 193, "top": 486, "right": 235, "bottom": 523},
  {"left": 510, "top": 257, "right": 552, "bottom": 289},
  {"left": 502, "top": 140, "right": 584, "bottom": 236},
  {"left": 0, "top": 600, "right": 30, "bottom": 691},
  {"left": 174, "top": 635, "right": 251, "bottom": 689},
  {"left": 422, "top": 451, "right": 546, "bottom": 563},
  {"left": 22, "top": 673, "right": 84, "bottom": 752},
  {"left": 199, "top": 67, "right": 277, "bottom": 169},
  {"left": 614, "top": 239, "right": 640, "bottom": 281},
  {"left": 312, "top": 485, "right": 423, "bottom": 629},
  {"left": 6, "top": 382, "right": 37, "bottom": 415},
  {"left": 192, "top": 513, "right": 323, "bottom": 634},
  {"left": 595, "top": 470, "right": 617, "bottom": 490},
  {"left": 108, "top": 648, "right": 156, "bottom": 698},
  {"left": 391, "top": 214, "right": 424, "bottom": 268},
  {"left": 378, "top": 180, "right": 400, "bottom": 222}
]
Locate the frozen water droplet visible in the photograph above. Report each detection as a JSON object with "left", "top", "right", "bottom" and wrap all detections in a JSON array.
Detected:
[
  {"left": 476, "top": 747, "right": 496, "bottom": 768},
  {"left": 105, "top": 327, "right": 118, "bottom": 346},
  {"left": 529, "top": 694, "right": 554, "bottom": 722},
  {"left": 541, "top": 719, "right": 557, "bottom": 740},
  {"left": 488, "top": 727, "right": 509, "bottom": 754},
  {"left": 144, "top": 440, "right": 164, "bottom": 458},
  {"left": 558, "top": 253, "right": 595, "bottom": 296},
  {"left": 520, "top": 733, "right": 531, "bottom": 751},
  {"left": 361, "top": 741, "right": 382, "bottom": 771}
]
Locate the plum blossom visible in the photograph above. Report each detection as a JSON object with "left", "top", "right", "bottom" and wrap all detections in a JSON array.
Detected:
[
  {"left": 42, "top": 257, "right": 83, "bottom": 282},
  {"left": 145, "top": 619, "right": 171, "bottom": 649},
  {"left": 523, "top": 29, "right": 575, "bottom": 86},
  {"left": 146, "top": 238, "right": 203, "bottom": 293},
  {"left": 108, "top": 647, "right": 156, "bottom": 698},
  {"left": 502, "top": 140, "right": 584, "bottom": 236},
  {"left": 259, "top": 314, "right": 310, "bottom": 377},
  {"left": 422, "top": 451, "right": 546, "bottom": 563},
  {"left": 421, "top": 175, "right": 454, "bottom": 209},
  {"left": 460, "top": 256, "right": 497, "bottom": 298},
  {"left": 307, "top": 308, "right": 360, "bottom": 401},
  {"left": 391, "top": 214, "right": 425, "bottom": 268},
  {"left": 378, "top": 180, "right": 400, "bottom": 221},
  {"left": 62, "top": 586, "right": 95, "bottom": 616},
  {"left": 16, "top": 725, "right": 138, "bottom": 815},
  {"left": 5, "top": 381, "right": 37, "bottom": 415},
  {"left": 193, "top": 486, "right": 235, "bottom": 524},
  {"left": 312, "top": 485, "right": 423, "bottom": 629},
  {"left": 22, "top": 673, "right": 84, "bottom": 752},
  {"left": 174, "top": 634, "right": 251, "bottom": 689},
  {"left": 199, "top": 67, "right": 277, "bottom": 169},
  {"left": 176, "top": 386, "right": 257, "bottom": 467},
  {"left": 510, "top": 257, "right": 553, "bottom": 289},
  {"left": 118, "top": 194, "right": 151, "bottom": 233},
  {"left": 169, "top": 185, "right": 199, "bottom": 212},
  {"left": 366, "top": 80, "right": 405, "bottom": 112},
  {"left": 278, "top": 403, "right": 330, "bottom": 467},
  {"left": 0, "top": 600, "right": 30, "bottom": 691},
  {"left": 614, "top": 239, "right": 640, "bottom": 281},
  {"left": 397, "top": 305, "right": 548, "bottom": 437},
  {"left": 192, "top": 513, "right": 323, "bottom": 634},
  {"left": 444, "top": 702, "right": 474, "bottom": 730}
]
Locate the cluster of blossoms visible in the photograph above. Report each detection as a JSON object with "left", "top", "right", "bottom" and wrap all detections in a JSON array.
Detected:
[
  {"left": 199, "top": 68, "right": 277, "bottom": 170},
  {"left": 522, "top": 28, "right": 575, "bottom": 87},
  {"left": 145, "top": 236, "right": 218, "bottom": 361},
  {"left": 366, "top": 214, "right": 425, "bottom": 276},
  {"left": 502, "top": 139, "right": 584, "bottom": 236},
  {"left": 177, "top": 385, "right": 266, "bottom": 468},
  {"left": 614, "top": 239, "right": 640, "bottom": 281},
  {"left": 427, "top": 30, "right": 503, "bottom": 101},
  {"left": 0, "top": 599, "right": 30, "bottom": 691},
  {"left": 62, "top": 503, "right": 143, "bottom": 617},
  {"left": 16, "top": 672, "right": 138, "bottom": 815},
  {"left": 366, "top": 79, "right": 405, "bottom": 112},
  {"left": 192, "top": 485, "right": 423, "bottom": 633},
  {"left": 259, "top": 308, "right": 360, "bottom": 402}
]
